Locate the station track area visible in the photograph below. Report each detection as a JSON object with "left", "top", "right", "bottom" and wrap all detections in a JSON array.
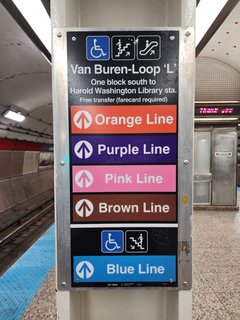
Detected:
[{"left": 0, "top": 200, "right": 54, "bottom": 276}]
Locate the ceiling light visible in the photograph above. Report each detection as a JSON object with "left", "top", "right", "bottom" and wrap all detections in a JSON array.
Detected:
[
  {"left": 195, "top": 117, "right": 239, "bottom": 121},
  {"left": 12, "top": 0, "right": 51, "bottom": 53},
  {"left": 3, "top": 110, "right": 26, "bottom": 122}
]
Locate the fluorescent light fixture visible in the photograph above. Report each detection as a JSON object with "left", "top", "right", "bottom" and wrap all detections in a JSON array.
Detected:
[
  {"left": 196, "top": 0, "right": 228, "bottom": 46},
  {"left": 12, "top": 0, "right": 51, "bottom": 53},
  {"left": 3, "top": 110, "right": 26, "bottom": 122},
  {"left": 195, "top": 117, "right": 239, "bottom": 121}
]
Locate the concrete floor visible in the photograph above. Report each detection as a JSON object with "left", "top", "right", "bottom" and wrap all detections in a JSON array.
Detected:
[
  {"left": 192, "top": 207, "right": 240, "bottom": 319},
  {"left": 21, "top": 200, "right": 240, "bottom": 320}
]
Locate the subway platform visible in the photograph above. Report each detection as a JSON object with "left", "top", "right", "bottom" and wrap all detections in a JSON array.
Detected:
[{"left": 1, "top": 194, "right": 240, "bottom": 320}]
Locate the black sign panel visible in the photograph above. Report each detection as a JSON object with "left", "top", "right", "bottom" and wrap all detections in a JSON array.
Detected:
[
  {"left": 67, "top": 30, "right": 179, "bottom": 288},
  {"left": 71, "top": 227, "right": 177, "bottom": 288},
  {"left": 67, "top": 31, "right": 178, "bottom": 106}
]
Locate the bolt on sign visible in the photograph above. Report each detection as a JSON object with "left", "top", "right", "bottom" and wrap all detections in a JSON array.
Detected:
[{"left": 54, "top": 28, "right": 193, "bottom": 289}]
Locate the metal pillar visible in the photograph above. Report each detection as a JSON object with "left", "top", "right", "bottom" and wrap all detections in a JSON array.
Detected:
[{"left": 52, "top": 1, "right": 195, "bottom": 320}]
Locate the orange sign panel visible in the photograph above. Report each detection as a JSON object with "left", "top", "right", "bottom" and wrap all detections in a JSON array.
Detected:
[{"left": 71, "top": 105, "right": 177, "bottom": 134}]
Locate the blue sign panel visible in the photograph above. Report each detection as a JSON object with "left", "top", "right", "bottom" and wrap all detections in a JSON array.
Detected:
[
  {"left": 71, "top": 134, "right": 176, "bottom": 164},
  {"left": 86, "top": 36, "right": 110, "bottom": 61},
  {"left": 101, "top": 230, "right": 124, "bottom": 253},
  {"left": 73, "top": 255, "right": 176, "bottom": 283}
]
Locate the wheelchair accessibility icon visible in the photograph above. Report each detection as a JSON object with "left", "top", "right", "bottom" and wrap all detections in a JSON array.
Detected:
[
  {"left": 101, "top": 230, "right": 124, "bottom": 253},
  {"left": 86, "top": 36, "right": 110, "bottom": 61}
]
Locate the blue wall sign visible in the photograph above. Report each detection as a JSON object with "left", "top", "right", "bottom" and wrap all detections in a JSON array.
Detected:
[{"left": 73, "top": 256, "right": 176, "bottom": 284}]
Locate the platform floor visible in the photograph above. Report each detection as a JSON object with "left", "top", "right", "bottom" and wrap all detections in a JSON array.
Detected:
[
  {"left": 192, "top": 209, "right": 240, "bottom": 319},
  {"left": 0, "top": 225, "right": 55, "bottom": 320},
  {"left": 1, "top": 199, "right": 240, "bottom": 319}
]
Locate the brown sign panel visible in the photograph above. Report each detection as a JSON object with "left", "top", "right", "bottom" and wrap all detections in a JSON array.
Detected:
[{"left": 72, "top": 194, "right": 176, "bottom": 223}]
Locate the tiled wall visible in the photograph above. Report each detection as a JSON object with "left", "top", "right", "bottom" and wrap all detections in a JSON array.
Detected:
[{"left": 196, "top": 57, "right": 240, "bottom": 101}]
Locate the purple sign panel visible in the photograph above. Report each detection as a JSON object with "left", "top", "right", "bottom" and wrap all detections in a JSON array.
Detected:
[{"left": 71, "top": 134, "right": 176, "bottom": 164}]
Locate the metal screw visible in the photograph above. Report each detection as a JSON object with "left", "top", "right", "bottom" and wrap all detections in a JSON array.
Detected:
[
  {"left": 60, "top": 161, "right": 65, "bottom": 166},
  {"left": 57, "top": 32, "right": 62, "bottom": 38},
  {"left": 183, "top": 281, "right": 188, "bottom": 287},
  {"left": 184, "top": 160, "right": 189, "bottom": 165},
  {"left": 185, "top": 30, "right": 191, "bottom": 37},
  {"left": 61, "top": 281, "right": 67, "bottom": 287}
]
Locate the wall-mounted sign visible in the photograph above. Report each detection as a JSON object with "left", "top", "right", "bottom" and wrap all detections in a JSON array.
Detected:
[
  {"left": 195, "top": 105, "right": 240, "bottom": 116},
  {"left": 67, "top": 30, "right": 179, "bottom": 288},
  {"left": 72, "top": 194, "right": 177, "bottom": 223}
]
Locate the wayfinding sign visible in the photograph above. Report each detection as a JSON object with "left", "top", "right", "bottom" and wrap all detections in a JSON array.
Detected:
[{"left": 67, "top": 30, "right": 179, "bottom": 288}]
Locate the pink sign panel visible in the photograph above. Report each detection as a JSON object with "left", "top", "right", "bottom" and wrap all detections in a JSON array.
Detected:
[{"left": 72, "top": 165, "right": 176, "bottom": 193}]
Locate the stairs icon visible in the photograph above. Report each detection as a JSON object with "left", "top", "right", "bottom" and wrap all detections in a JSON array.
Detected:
[
  {"left": 126, "top": 230, "right": 148, "bottom": 253},
  {"left": 115, "top": 41, "right": 131, "bottom": 57},
  {"left": 112, "top": 36, "right": 135, "bottom": 60},
  {"left": 130, "top": 234, "right": 144, "bottom": 250}
]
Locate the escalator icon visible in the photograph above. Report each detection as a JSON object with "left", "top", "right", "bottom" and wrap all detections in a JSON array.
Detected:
[
  {"left": 139, "top": 40, "right": 159, "bottom": 56},
  {"left": 137, "top": 35, "right": 161, "bottom": 60}
]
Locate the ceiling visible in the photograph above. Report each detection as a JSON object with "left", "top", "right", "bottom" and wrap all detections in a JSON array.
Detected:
[
  {"left": 0, "top": 0, "right": 240, "bottom": 145},
  {"left": 199, "top": 0, "right": 240, "bottom": 73},
  {"left": 0, "top": 2, "right": 52, "bottom": 144}
]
